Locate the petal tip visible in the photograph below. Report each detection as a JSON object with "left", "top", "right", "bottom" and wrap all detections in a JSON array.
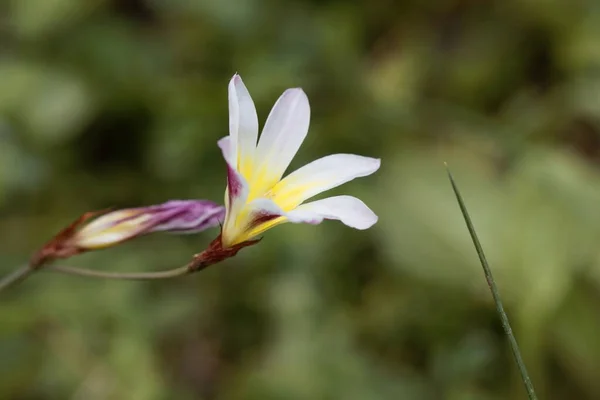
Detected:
[
  {"left": 359, "top": 157, "right": 381, "bottom": 177},
  {"left": 372, "top": 158, "right": 382, "bottom": 171},
  {"left": 218, "top": 136, "right": 236, "bottom": 166},
  {"left": 355, "top": 212, "right": 378, "bottom": 230},
  {"left": 283, "top": 87, "right": 307, "bottom": 98},
  {"left": 340, "top": 196, "right": 378, "bottom": 230},
  {"left": 229, "top": 74, "right": 245, "bottom": 90},
  {"left": 217, "top": 136, "right": 231, "bottom": 151}
]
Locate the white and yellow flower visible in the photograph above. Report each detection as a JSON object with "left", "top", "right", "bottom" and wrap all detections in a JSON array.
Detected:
[{"left": 219, "top": 74, "right": 380, "bottom": 248}]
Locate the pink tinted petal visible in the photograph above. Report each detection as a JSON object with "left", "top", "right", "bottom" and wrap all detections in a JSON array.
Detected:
[{"left": 218, "top": 136, "right": 249, "bottom": 209}]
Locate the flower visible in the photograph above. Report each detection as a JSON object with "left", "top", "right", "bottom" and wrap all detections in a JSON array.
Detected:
[
  {"left": 218, "top": 74, "right": 380, "bottom": 248},
  {"left": 31, "top": 200, "right": 225, "bottom": 267}
]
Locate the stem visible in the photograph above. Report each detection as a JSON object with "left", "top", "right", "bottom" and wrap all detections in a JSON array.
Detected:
[
  {"left": 445, "top": 164, "right": 538, "bottom": 400},
  {"left": 49, "top": 265, "right": 192, "bottom": 280},
  {"left": 0, "top": 257, "right": 199, "bottom": 293},
  {"left": 0, "top": 265, "right": 35, "bottom": 293}
]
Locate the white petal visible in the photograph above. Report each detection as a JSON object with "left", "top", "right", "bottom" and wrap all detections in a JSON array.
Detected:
[
  {"left": 228, "top": 74, "right": 258, "bottom": 172},
  {"left": 219, "top": 137, "right": 250, "bottom": 235},
  {"left": 254, "top": 88, "right": 310, "bottom": 185},
  {"left": 271, "top": 154, "right": 381, "bottom": 209},
  {"left": 286, "top": 195, "right": 378, "bottom": 230},
  {"left": 218, "top": 136, "right": 236, "bottom": 166}
]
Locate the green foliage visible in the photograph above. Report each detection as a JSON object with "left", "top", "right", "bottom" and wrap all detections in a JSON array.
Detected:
[{"left": 2, "top": 0, "right": 600, "bottom": 398}]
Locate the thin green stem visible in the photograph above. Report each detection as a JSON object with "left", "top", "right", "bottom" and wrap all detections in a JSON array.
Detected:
[
  {"left": 49, "top": 265, "right": 191, "bottom": 280},
  {"left": 0, "top": 265, "right": 35, "bottom": 293},
  {"left": 445, "top": 164, "right": 538, "bottom": 400},
  {"left": 0, "top": 262, "right": 193, "bottom": 294}
]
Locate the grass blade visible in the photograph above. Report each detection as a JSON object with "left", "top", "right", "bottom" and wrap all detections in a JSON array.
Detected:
[{"left": 445, "top": 164, "right": 538, "bottom": 400}]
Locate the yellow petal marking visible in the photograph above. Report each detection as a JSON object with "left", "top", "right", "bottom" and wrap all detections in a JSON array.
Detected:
[
  {"left": 76, "top": 213, "right": 152, "bottom": 249},
  {"left": 224, "top": 152, "right": 326, "bottom": 246}
]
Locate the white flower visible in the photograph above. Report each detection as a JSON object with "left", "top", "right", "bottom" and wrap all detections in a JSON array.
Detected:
[{"left": 219, "top": 74, "right": 380, "bottom": 248}]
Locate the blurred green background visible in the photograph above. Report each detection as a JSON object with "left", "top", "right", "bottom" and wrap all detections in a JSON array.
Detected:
[{"left": 2, "top": 0, "right": 600, "bottom": 398}]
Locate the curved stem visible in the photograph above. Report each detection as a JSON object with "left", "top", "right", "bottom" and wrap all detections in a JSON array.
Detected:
[
  {"left": 0, "top": 260, "right": 197, "bottom": 294},
  {"left": 48, "top": 264, "right": 191, "bottom": 280},
  {"left": 0, "top": 265, "right": 35, "bottom": 293}
]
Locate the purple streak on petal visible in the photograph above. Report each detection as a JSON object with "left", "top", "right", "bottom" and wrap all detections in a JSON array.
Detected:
[
  {"left": 100, "top": 200, "right": 225, "bottom": 237},
  {"left": 218, "top": 136, "right": 247, "bottom": 210},
  {"left": 241, "top": 199, "right": 286, "bottom": 234},
  {"left": 227, "top": 165, "right": 243, "bottom": 198},
  {"left": 248, "top": 211, "right": 280, "bottom": 227},
  {"left": 149, "top": 200, "right": 225, "bottom": 234}
]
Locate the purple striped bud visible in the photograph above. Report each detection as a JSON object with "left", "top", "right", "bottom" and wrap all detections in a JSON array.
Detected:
[{"left": 31, "top": 200, "right": 225, "bottom": 267}]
